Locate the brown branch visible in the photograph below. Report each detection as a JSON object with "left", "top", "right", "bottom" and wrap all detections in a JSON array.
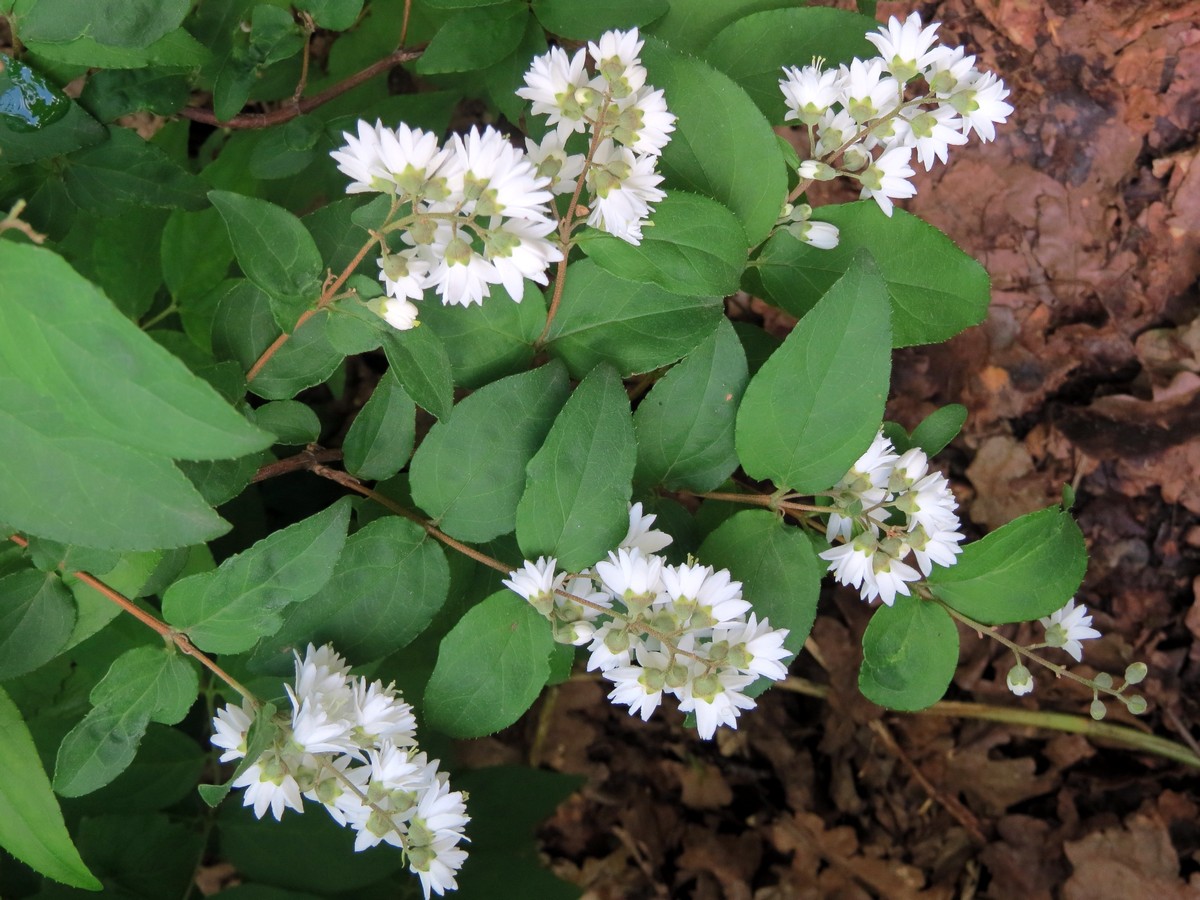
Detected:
[
  {"left": 179, "top": 46, "right": 424, "bottom": 130},
  {"left": 252, "top": 445, "right": 344, "bottom": 483}
]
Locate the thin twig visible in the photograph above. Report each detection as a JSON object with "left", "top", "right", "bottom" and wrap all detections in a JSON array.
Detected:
[
  {"left": 252, "top": 446, "right": 344, "bottom": 482},
  {"left": 179, "top": 47, "right": 424, "bottom": 129}
]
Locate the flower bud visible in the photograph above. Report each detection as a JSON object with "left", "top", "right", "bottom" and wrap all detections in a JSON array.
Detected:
[{"left": 1123, "top": 662, "right": 1147, "bottom": 685}]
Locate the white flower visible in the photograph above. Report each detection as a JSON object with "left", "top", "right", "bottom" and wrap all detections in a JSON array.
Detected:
[
  {"left": 378, "top": 251, "right": 429, "bottom": 304},
  {"left": 352, "top": 679, "right": 417, "bottom": 749},
  {"left": 503, "top": 556, "right": 567, "bottom": 607},
  {"left": 825, "top": 430, "right": 898, "bottom": 542},
  {"left": 588, "top": 27, "right": 647, "bottom": 97},
  {"left": 620, "top": 502, "right": 673, "bottom": 554},
  {"left": 862, "top": 541, "right": 921, "bottom": 607},
  {"left": 793, "top": 219, "right": 840, "bottom": 249},
  {"left": 897, "top": 470, "right": 960, "bottom": 535},
  {"left": 661, "top": 562, "right": 750, "bottom": 626},
  {"left": 819, "top": 532, "right": 878, "bottom": 593},
  {"left": 377, "top": 123, "right": 454, "bottom": 199},
  {"left": 611, "top": 86, "right": 676, "bottom": 156},
  {"left": 595, "top": 547, "right": 665, "bottom": 600},
  {"left": 424, "top": 234, "right": 498, "bottom": 307},
  {"left": 288, "top": 689, "right": 355, "bottom": 756},
  {"left": 293, "top": 643, "right": 352, "bottom": 703},
  {"left": 524, "top": 132, "right": 586, "bottom": 196},
  {"left": 677, "top": 667, "right": 757, "bottom": 740},
  {"left": 949, "top": 70, "right": 1013, "bottom": 142},
  {"left": 585, "top": 140, "right": 665, "bottom": 244},
  {"left": 485, "top": 215, "right": 562, "bottom": 301},
  {"left": 330, "top": 119, "right": 392, "bottom": 194},
  {"left": 516, "top": 46, "right": 591, "bottom": 137},
  {"left": 1039, "top": 599, "right": 1101, "bottom": 662},
  {"left": 858, "top": 145, "right": 916, "bottom": 216},
  {"left": 445, "top": 127, "right": 554, "bottom": 222},
  {"left": 377, "top": 295, "right": 421, "bottom": 331},
  {"left": 899, "top": 104, "right": 968, "bottom": 170},
  {"left": 865, "top": 13, "right": 942, "bottom": 83},
  {"left": 813, "top": 108, "right": 859, "bottom": 158},
  {"left": 780, "top": 62, "right": 843, "bottom": 126},
  {"left": 923, "top": 45, "right": 978, "bottom": 97},
  {"left": 231, "top": 747, "right": 306, "bottom": 821},
  {"left": 604, "top": 645, "right": 671, "bottom": 721},
  {"left": 714, "top": 614, "right": 791, "bottom": 681},
  {"left": 407, "top": 774, "right": 470, "bottom": 899},
  {"left": 905, "top": 522, "right": 964, "bottom": 575},
  {"left": 211, "top": 700, "right": 254, "bottom": 763},
  {"left": 839, "top": 58, "right": 901, "bottom": 124},
  {"left": 1006, "top": 663, "right": 1034, "bottom": 696}
]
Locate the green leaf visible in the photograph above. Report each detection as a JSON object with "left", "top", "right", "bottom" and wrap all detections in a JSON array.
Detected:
[
  {"left": 544, "top": 259, "right": 724, "bottom": 378},
  {"left": 64, "top": 724, "right": 205, "bottom": 815},
  {"left": 577, "top": 191, "right": 747, "bottom": 297},
  {"left": 640, "top": 38, "right": 788, "bottom": 246},
  {"left": 411, "top": 363, "right": 570, "bottom": 542},
  {"left": 380, "top": 325, "right": 455, "bottom": 420},
  {"left": 0, "top": 686, "right": 102, "bottom": 889},
  {"left": 0, "top": 378, "right": 230, "bottom": 551},
  {"left": 516, "top": 365, "right": 635, "bottom": 570},
  {"left": 54, "top": 646, "right": 199, "bottom": 796},
  {"left": 24, "top": 28, "right": 210, "bottom": 69},
  {"left": 0, "top": 52, "right": 71, "bottom": 129},
  {"left": 634, "top": 318, "right": 748, "bottom": 492},
  {"left": 251, "top": 400, "right": 321, "bottom": 445},
  {"left": 859, "top": 595, "right": 958, "bottom": 711},
  {"left": 57, "top": 206, "right": 169, "bottom": 320},
  {"left": 414, "top": 3, "right": 529, "bottom": 75},
  {"left": 162, "top": 208, "right": 235, "bottom": 311},
  {"left": 909, "top": 404, "right": 967, "bottom": 456},
  {"left": 342, "top": 371, "right": 416, "bottom": 481},
  {"left": 928, "top": 506, "right": 1088, "bottom": 625},
  {"left": 19, "top": 0, "right": 190, "bottom": 48},
  {"left": 417, "top": 281, "right": 544, "bottom": 388},
  {"left": 209, "top": 190, "right": 324, "bottom": 317},
  {"left": 64, "top": 126, "right": 207, "bottom": 212},
  {"left": 703, "top": 8, "right": 876, "bottom": 124},
  {"left": 0, "top": 94, "right": 105, "bottom": 165},
  {"left": 530, "top": 0, "right": 668, "bottom": 39},
  {"left": 161, "top": 500, "right": 351, "bottom": 654},
  {"left": 294, "top": 0, "right": 364, "bottom": 31},
  {"left": 736, "top": 255, "right": 891, "bottom": 492},
  {"left": 646, "top": 0, "right": 794, "bottom": 55},
  {"left": 267, "top": 517, "right": 450, "bottom": 662},
  {"left": 0, "top": 569, "right": 76, "bottom": 680},
  {"left": 67, "top": 813, "right": 203, "bottom": 898},
  {"left": 698, "top": 510, "right": 820, "bottom": 658},
  {"left": 0, "top": 243, "right": 271, "bottom": 461},
  {"left": 756, "top": 203, "right": 992, "bottom": 346},
  {"left": 78, "top": 68, "right": 190, "bottom": 121},
  {"left": 424, "top": 591, "right": 554, "bottom": 737}
]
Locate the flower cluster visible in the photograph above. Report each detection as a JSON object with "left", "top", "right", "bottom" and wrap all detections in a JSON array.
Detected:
[
  {"left": 1006, "top": 598, "right": 1103, "bottom": 696},
  {"left": 518, "top": 28, "right": 676, "bottom": 244},
  {"left": 331, "top": 121, "right": 562, "bottom": 322},
  {"left": 780, "top": 12, "right": 1012, "bottom": 216},
  {"left": 211, "top": 644, "right": 469, "bottom": 899},
  {"left": 504, "top": 505, "right": 790, "bottom": 739},
  {"left": 818, "top": 430, "right": 964, "bottom": 606}
]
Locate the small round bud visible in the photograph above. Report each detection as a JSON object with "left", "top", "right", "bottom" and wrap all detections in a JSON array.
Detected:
[
  {"left": 1006, "top": 664, "right": 1034, "bottom": 696},
  {"left": 1093, "top": 672, "right": 1114, "bottom": 690},
  {"left": 1124, "top": 695, "right": 1148, "bottom": 715},
  {"left": 1089, "top": 698, "right": 1106, "bottom": 720},
  {"left": 1123, "top": 662, "right": 1148, "bottom": 685}
]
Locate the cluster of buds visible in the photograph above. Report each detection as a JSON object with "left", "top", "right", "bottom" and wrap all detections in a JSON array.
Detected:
[
  {"left": 818, "top": 430, "right": 965, "bottom": 606},
  {"left": 505, "top": 505, "right": 790, "bottom": 739},
  {"left": 211, "top": 644, "right": 469, "bottom": 899},
  {"left": 518, "top": 27, "right": 676, "bottom": 244},
  {"left": 781, "top": 12, "right": 1013, "bottom": 217}
]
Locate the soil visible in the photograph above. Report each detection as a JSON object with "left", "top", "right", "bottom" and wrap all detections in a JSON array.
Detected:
[{"left": 467, "top": 1, "right": 1200, "bottom": 896}]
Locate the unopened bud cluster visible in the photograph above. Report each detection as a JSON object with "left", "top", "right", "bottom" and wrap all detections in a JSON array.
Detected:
[
  {"left": 504, "top": 505, "right": 790, "bottom": 739},
  {"left": 518, "top": 27, "right": 675, "bottom": 245},
  {"left": 780, "top": 12, "right": 1012, "bottom": 216},
  {"left": 211, "top": 644, "right": 468, "bottom": 899},
  {"left": 819, "top": 430, "right": 964, "bottom": 606}
]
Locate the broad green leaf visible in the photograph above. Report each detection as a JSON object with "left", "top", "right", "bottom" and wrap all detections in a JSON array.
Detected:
[
  {"left": 64, "top": 725, "right": 205, "bottom": 815},
  {"left": 0, "top": 51, "right": 70, "bottom": 129},
  {"left": 248, "top": 115, "right": 323, "bottom": 181},
  {"left": 634, "top": 319, "right": 748, "bottom": 492},
  {"left": 178, "top": 451, "right": 264, "bottom": 507},
  {"left": 267, "top": 517, "right": 450, "bottom": 662},
  {"left": 78, "top": 68, "right": 190, "bottom": 121},
  {"left": 380, "top": 325, "right": 455, "bottom": 420},
  {"left": 544, "top": 259, "right": 724, "bottom": 378},
  {"left": 209, "top": 190, "right": 323, "bottom": 319},
  {"left": 161, "top": 499, "right": 351, "bottom": 654},
  {"left": 0, "top": 243, "right": 271, "bottom": 460},
  {"left": 530, "top": 0, "right": 668, "bottom": 39},
  {"left": 859, "top": 595, "right": 958, "bottom": 711},
  {"left": 424, "top": 591, "right": 554, "bottom": 737},
  {"left": 162, "top": 208, "right": 236, "bottom": 308},
  {"left": 736, "top": 256, "right": 891, "bottom": 492},
  {"left": 0, "top": 378, "right": 229, "bottom": 551},
  {"left": 647, "top": 0, "right": 793, "bottom": 55},
  {"left": 20, "top": 0, "right": 190, "bottom": 48},
  {"left": 66, "top": 813, "right": 203, "bottom": 898},
  {"left": 704, "top": 8, "right": 876, "bottom": 123},
  {"left": 342, "top": 371, "right": 416, "bottom": 481},
  {"left": 414, "top": 3, "right": 528, "bottom": 75},
  {"left": 0, "top": 569, "right": 76, "bottom": 680},
  {"left": 929, "top": 506, "right": 1087, "bottom": 625},
  {"left": 417, "top": 281, "right": 544, "bottom": 389},
  {"left": 516, "top": 365, "right": 635, "bottom": 570},
  {"left": 54, "top": 646, "right": 199, "bottom": 796},
  {"left": 411, "top": 362, "right": 570, "bottom": 542},
  {"left": 640, "top": 39, "right": 788, "bottom": 246},
  {"left": 23, "top": 28, "right": 210, "bottom": 69},
  {"left": 56, "top": 206, "right": 169, "bottom": 320},
  {"left": 577, "top": 191, "right": 747, "bottom": 297},
  {"left": 481, "top": 5, "right": 548, "bottom": 123},
  {"left": 698, "top": 510, "right": 820, "bottom": 658},
  {"left": 24, "top": 539, "right": 119, "bottom": 575},
  {"left": 64, "top": 126, "right": 207, "bottom": 212},
  {"left": 250, "top": 400, "right": 321, "bottom": 445},
  {"left": 909, "top": 404, "right": 967, "bottom": 456},
  {"left": 0, "top": 686, "right": 102, "bottom": 889},
  {"left": 756, "top": 203, "right": 992, "bottom": 346},
  {"left": 0, "top": 95, "right": 105, "bottom": 165},
  {"left": 294, "top": 0, "right": 364, "bottom": 31}
]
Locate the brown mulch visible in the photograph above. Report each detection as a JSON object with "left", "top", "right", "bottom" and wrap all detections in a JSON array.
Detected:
[{"left": 466, "top": 1, "right": 1200, "bottom": 897}]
